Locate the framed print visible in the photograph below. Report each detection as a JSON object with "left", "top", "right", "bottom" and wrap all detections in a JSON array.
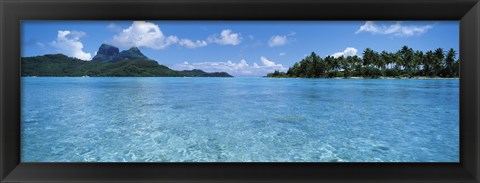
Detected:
[{"left": 1, "top": 0, "right": 479, "bottom": 182}]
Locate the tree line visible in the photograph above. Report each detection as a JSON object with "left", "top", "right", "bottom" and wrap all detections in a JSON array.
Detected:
[{"left": 267, "top": 46, "right": 459, "bottom": 78}]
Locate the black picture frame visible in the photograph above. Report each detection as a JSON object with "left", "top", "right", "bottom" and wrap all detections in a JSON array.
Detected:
[{"left": 1, "top": 0, "right": 479, "bottom": 182}]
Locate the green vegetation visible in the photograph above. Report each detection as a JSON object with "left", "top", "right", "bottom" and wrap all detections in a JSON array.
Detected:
[
  {"left": 21, "top": 44, "right": 233, "bottom": 77},
  {"left": 21, "top": 54, "right": 232, "bottom": 77},
  {"left": 178, "top": 69, "right": 234, "bottom": 77},
  {"left": 266, "top": 70, "right": 288, "bottom": 78},
  {"left": 267, "top": 46, "right": 459, "bottom": 78}
]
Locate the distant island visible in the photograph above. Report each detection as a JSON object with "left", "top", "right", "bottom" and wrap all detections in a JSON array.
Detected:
[
  {"left": 21, "top": 44, "right": 233, "bottom": 77},
  {"left": 267, "top": 46, "right": 459, "bottom": 79}
]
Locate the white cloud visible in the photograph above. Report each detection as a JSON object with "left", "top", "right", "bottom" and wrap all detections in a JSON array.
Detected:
[
  {"left": 111, "top": 22, "right": 243, "bottom": 49},
  {"left": 355, "top": 21, "right": 433, "bottom": 37},
  {"left": 268, "top": 35, "right": 287, "bottom": 47},
  {"left": 112, "top": 21, "right": 179, "bottom": 49},
  {"left": 279, "top": 52, "right": 286, "bottom": 56},
  {"left": 179, "top": 29, "right": 243, "bottom": 48},
  {"left": 268, "top": 32, "right": 295, "bottom": 47},
  {"left": 331, "top": 47, "right": 358, "bottom": 58},
  {"left": 179, "top": 39, "right": 208, "bottom": 48},
  {"left": 208, "top": 29, "right": 242, "bottom": 45},
  {"left": 50, "top": 30, "right": 92, "bottom": 60},
  {"left": 260, "top": 56, "right": 280, "bottom": 67},
  {"left": 172, "top": 57, "right": 286, "bottom": 76},
  {"left": 356, "top": 21, "right": 378, "bottom": 34}
]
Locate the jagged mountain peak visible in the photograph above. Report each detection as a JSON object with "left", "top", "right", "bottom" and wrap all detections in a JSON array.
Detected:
[
  {"left": 96, "top": 44, "right": 120, "bottom": 57},
  {"left": 126, "top": 47, "right": 141, "bottom": 52},
  {"left": 92, "top": 44, "right": 150, "bottom": 62}
]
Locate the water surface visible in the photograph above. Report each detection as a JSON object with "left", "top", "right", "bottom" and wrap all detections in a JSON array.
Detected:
[{"left": 21, "top": 77, "right": 459, "bottom": 162}]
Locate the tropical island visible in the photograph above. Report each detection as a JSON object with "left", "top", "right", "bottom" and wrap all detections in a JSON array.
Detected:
[
  {"left": 266, "top": 46, "right": 459, "bottom": 79},
  {"left": 21, "top": 44, "right": 233, "bottom": 77}
]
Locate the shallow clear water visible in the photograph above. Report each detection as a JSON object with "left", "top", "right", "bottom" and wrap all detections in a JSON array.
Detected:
[{"left": 21, "top": 77, "right": 459, "bottom": 162}]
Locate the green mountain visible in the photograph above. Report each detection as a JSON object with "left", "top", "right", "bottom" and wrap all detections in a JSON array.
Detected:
[
  {"left": 91, "top": 44, "right": 152, "bottom": 62},
  {"left": 21, "top": 44, "right": 233, "bottom": 77},
  {"left": 90, "top": 44, "right": 120, "bottom": 62}
]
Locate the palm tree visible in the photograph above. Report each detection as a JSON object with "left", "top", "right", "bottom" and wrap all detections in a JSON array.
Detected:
[
  {"left": 399, "top": 46, "right": 414, "bottom": 77},
  {"left": 433, "top": 48, "right": 445, "bottom": 77},
  {"left": 297, "top": 58, "right": 308, "bottom": 78},
  {"left": 362, "top": 48, "right": 378, "bottom": 77},
  {"left": 287, "top": 62, "right": 300, "bottom": 77},
  {"left": 445, "top": 48, "right": 456, "bottom": 77},
  {"left": 304, "top": 53, "right": 315, "bottom": 78},
  {"left": 380, "top": 51, "right": 391, "bottom": 70},
  {"left": 413, "top": 51, "right": 424, "bottom": 77},
  {"left": 362, "top": 48, "right": 375, "bottom": 67},
  {"left": 452, "top": 59, "right": 460, "bottom": 77},
  {"left": 424, "top": 51, "right": 435, "bottom": 77},
  {"left": 337, "top": 56, "right": 349, "bottom": 78},
  {"left": 268, "top": 46, "right": 458, "bottom": 78},
  {"left": 324, "top": 56, "right": 335, "bottom": 77},
  {"left": 350, "top": 55, "right": 362, "bottom": 76},
  {"left": 373, "top": 51, "right": 385, "bottom": 71},
  {"left": 312, "top": 52, "right": 325, "bottom": 77}
]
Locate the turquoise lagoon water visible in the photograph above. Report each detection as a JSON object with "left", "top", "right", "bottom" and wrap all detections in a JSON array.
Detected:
[{"left": 21, "top": 77, "right": 459, "bottom": 162}]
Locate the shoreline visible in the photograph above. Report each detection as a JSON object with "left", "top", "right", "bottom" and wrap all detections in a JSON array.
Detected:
[
  {"left": 264, "top": 76, "right": 459, "bottom": 80},
  {"left": 265, "top": 77, "right": 459, "bottom": 80},
  {"left": 351, "top": 76, "right": 459, "bottom": 80}
]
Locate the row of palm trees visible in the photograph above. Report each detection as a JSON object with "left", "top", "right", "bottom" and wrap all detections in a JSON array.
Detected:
[{"left": 267, "top": 46, "right": 459, "bottom": 78}]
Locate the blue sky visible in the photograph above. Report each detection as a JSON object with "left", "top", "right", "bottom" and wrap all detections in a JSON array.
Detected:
[{"left": 22, "top": 21, "right": 459, "bottom": 76}]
